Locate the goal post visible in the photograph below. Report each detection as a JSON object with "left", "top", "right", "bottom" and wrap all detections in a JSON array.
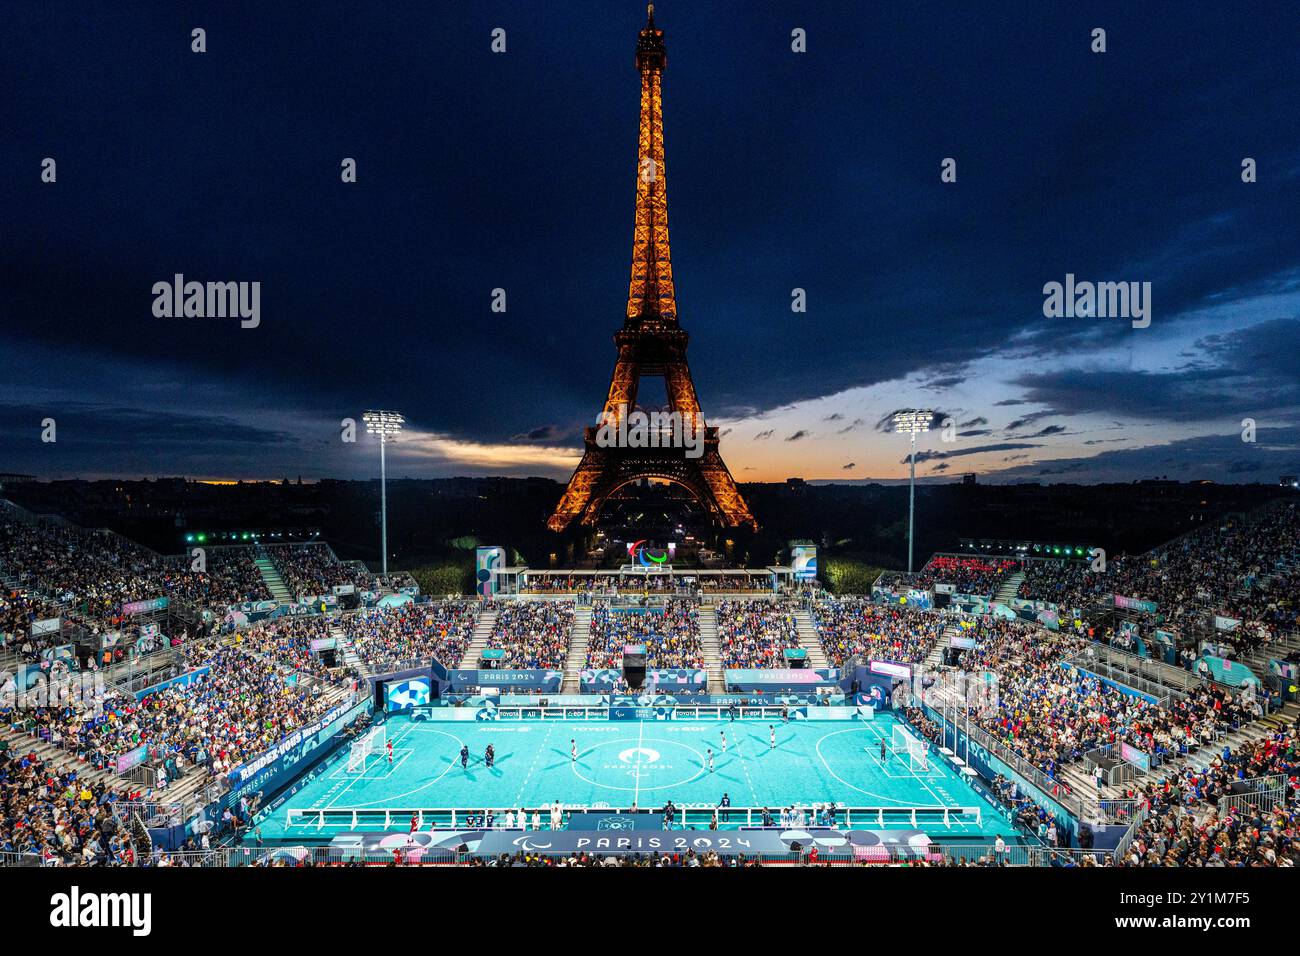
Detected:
[
  {"left": 346, "top": 725, "right": 387, "bottom": 774},
  {"left": 890, "top": 724, "right": 930, "bottom": 772}
]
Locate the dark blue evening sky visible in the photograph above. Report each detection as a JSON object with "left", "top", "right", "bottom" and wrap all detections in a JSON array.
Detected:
[{"left": 2, "top": 1, "right": 1298, "bottom": 482}]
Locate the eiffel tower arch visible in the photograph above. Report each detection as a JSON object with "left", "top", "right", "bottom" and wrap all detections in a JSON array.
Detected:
[{"left": 548, "top": 6, "right": 756, "bottom": 533}]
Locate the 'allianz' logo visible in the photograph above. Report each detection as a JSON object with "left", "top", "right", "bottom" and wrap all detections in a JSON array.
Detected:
[{"left": 49, "top": 887, "right": 152, "bottom": 937}]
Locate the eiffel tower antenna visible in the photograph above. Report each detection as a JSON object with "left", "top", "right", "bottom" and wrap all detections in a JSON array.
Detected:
[{"left": 548, "top": 8, "right": 756, "bottom": 533}]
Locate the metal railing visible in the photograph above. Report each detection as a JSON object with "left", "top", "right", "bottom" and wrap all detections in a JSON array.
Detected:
[
  {"left": 285, "top": 803, "right": 984, "bottom": 834},
  {"left": 132, "top": 841, "right": 1050, "bottom": 867}
]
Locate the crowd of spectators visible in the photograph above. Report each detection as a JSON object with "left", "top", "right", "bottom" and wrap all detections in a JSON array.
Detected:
[
  {"left": 267, "top": 543, "right": 357, "bottom": 599},
  {"left": 2, "top": 642, "right": 340, "bottom": 787},
  {"left": 342, "top": 601, "right": 478, "bottom": 673},
  {"left": 812, "top": 600, "right": 946, "bottom": 668},
  {"left": 1116, "top": 718, "right": 1298, "bottom": 866},
  {"left": 0, "top": 514, "right": 271, "bottom": 623},
  {"left": 1017, "top": 504, "right": 1300, "bottom": 656},
  {"left": 586, "top": 599, "right": 702, "bottom": 669},
  {"left": 488, "top": 601, "right": 574, "bottom": 669},
  {"left": 520, "top": 573, "right": 770, "bottom": 594},
  {"left": 716, "top": 600, "right": 800, "bottom": 668},
  {"left": 0, "top": 747, "right": 135, "bottom": 865},
  {"left": 912, "top": 555, "right": 1019, "bottom": 598}
]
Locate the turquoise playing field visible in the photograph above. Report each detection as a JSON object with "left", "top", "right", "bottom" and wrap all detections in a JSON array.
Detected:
[{"left": 259, "top": 711, "right": 1019, "bottom": 842}]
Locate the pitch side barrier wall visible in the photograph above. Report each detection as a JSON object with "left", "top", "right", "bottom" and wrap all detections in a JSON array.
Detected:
[
  {"left": 919, "top": 703, "right": 1082, "bottom": 837},
  {"left": 414, "top": 703, "right": 819, "bottom": 721},
  {"left": 161, "top": 696, "right": 373, "bottom": 849}
]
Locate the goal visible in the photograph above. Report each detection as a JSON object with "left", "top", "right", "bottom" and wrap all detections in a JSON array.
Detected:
[
  {"left": 890, "top": 724, "right": 930, "bottom": 773},
  {"left": 346, "top": 725, "right": 387, "bottom": 774}
]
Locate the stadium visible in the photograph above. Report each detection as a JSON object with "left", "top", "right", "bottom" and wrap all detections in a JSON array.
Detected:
[{"left": 3, "top": 0, "right": 1298, "bottom": 936}]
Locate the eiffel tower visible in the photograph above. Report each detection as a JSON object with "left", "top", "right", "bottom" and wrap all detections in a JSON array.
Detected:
[{"left": 548, "top": 5, "right": 756, "bottom": 533}]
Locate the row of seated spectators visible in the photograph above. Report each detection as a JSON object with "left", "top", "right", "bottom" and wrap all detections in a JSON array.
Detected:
[
  {"left": 1115, "top": 718, "right": 1298, "bottom": 866},
  {"left": 812, "top": 599, "right": 946, "bottom": 668},
  {"left": 0, "top": 514, "right": 270, "bottom": 623},
  {"left": 1017, "top": 503, "right": 1300, "bottom": 654},
  {"left": 0, "top": 744, "right": 137, "bottom": 864},
  {"left": 1, "top": 641, "right": 341, "bottom": 787},
  {"left": 903, "top": 704, "right": 1073, "bottom": 847},
  {"left": 520, "top": 574, "right": 770, "bottom": 593},
  {"left": 585, "top": 599, "right": 702, "bottom": 669},
  {"left": 911, "top": 555, "right": 1019, "bottom": 599},
  {"left": 716, "top": 600, "right": 800, "bottom": 668},
  {"left": 342, "top": 602, "right": 478, "bottom": 673},
  {"left": 487, "top": 601, "right": 574, "bottom": 669},
  {"left": 949, "top": 616, "right": 1260, "bottom": 783},
  {"left": 266, "top": 543, "right": 356, "bottom": 599}
]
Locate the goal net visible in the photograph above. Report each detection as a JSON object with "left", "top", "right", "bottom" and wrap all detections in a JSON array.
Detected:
[
  {"left": 890, "top": 724, "right": 929, "bottom": 773},
  {"left": 346, "top": 725, "right": 387, "bottom": 774}
]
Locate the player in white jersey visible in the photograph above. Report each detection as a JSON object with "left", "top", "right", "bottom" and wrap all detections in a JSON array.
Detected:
[
  {"left": 720, "top": 730, "right": 727, "bottom": 754},
  {"left": 571, "top": 739, "right": 577, "bottom": 762},
  {"left": 769, "top": 725, "right": 776, "bottom": 749},
  {"left": 707, "top": 748, "right": 714, "bottom": 773}
]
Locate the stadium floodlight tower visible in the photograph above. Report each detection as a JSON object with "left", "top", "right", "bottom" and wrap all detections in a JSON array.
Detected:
[
  {"left": 892, "top": 409, "right": 934, "bottom": 575},
  {"left": 362, "top": 410, "right": 404, "bottom": 579}
]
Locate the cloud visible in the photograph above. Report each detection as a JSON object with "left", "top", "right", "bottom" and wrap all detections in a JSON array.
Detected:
[
  {"left": 785, "top": 430, "right": 810, "bottom": 442},
  {"left": 513, "top": 424, "right": 568, "bottom": 442},
  {"left": 842, "top": 462, "right": 856, "bottom": 470},
  {"left": 1010, "top": 319, "right": 1300, "bottom": 423},
  {"left": 754, "top": 429, "right": 774, "bottom": 440},
  {"left": 959, "top": 417, "right": 988, "bottom": 428},
  {"left": 904, "top": 441, "right": 1044, "bottom": 464}
]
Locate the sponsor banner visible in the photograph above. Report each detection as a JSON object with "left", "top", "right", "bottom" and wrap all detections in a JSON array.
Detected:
[
  {"left": 40, "top": 644, "right": 75, "bottom": 665},
  {"left": 1114, "top": 594, "right": 1158, "bottom": 613},
  {"left": 1268, "top": 659, "right": 1298, "bottom": 682},
  {"left": 934, "top": 583, "right": 955, "bottom": 595},
  {"left": 476, "top": 546, "right": 506, "bottom": 598},
  {"left": 31, "top": 617, "right": 61, "bottom": 637},
  {"left": 121, "top": 596, "right": 169, "bottom": 616},
  {"left": 578, "top": 668, "right": 709, "bottom": 690},
  {"left": 474, "top": 829, "right": 800, "bottom": 857},
  {"left": 789, "top": 545, "right": 817, "bottom": 581},
  {"left": 332, "top": 584, "right": 356, "bottom": 596},
  {"left": 567, "top": 812, "right": 665, "bottom": 831},
  {"left": 448, "top": 669, "right": 563, "bottom": 692},
  {"left": 869, "top": 660, "right": 912, "bottom": 681},
  {"left": 728, "top": 671, "right": 837, "bottom": 691},
  {"left": 1214, "top": 615, "right": 1241, "bottom": 632},
  {"left": 950, "top": 635, "right": 976, "bottom": 650},
  {"left": 310, "top": 637, "right": 336, "bottom": 652},
  {"left": 469, "top": 828, "right": 933, "bottom": 859},
  {"left": 135, "top": 666, "right": 211, "bottom": 700},
  {"left": 802, "top": 705, "right": 875, "bottom": 721},
  {"left": 1200, "top": 655, "right": 1260, "bottom": 688},
  {"left": 116, "top": 743, "right": 151, "bottom": 775},
  {"left": 226, "top": 698, "right": 370, "bottom": 788},
  {"left": 1119, "top": 741, "right": 1151, "bottom": 772}
]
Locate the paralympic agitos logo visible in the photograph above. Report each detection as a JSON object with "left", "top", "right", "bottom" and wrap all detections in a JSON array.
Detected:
[{"left": 627, "top": 540, "right": 669, "bottom": 567}]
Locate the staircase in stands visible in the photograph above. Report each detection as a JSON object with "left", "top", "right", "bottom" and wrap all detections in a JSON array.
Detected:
[
  {"left": 562, "top": 604, "right": 592, "bottom": 693},
  {"left": 994, "top": 570, "right": 1025, "bottom": 604},
  {"left": 458, "top": 607, "right": 498, "bottom": 670},
  {"left": 793, "top": 607, "right": 830, "bottom": 670},
  {"left": 698, "top": 605, "right": 724, "bottom": 691},
  {"left": 253, "top": 555, "right": 294, "bottom": 603},
  {"left": 332, "top": 620, "right": 363, "bottom": 673}
]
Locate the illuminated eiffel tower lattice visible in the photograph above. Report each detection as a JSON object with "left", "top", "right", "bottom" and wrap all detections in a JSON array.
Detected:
[{"left": 548, "top": 6, "right": 756, "bottom": 533}]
